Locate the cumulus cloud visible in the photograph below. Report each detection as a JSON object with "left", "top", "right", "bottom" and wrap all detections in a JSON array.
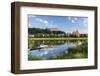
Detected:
[
  {"left": 71, "top": 20, "right": 75, "bottom": 23},
  {"left": 44, "top": 20, "right": 48, "bottom": 24},
  {"left": 36, "top": 18, "right": 48, "bottom": 25},
  {"left": 68, "top": 16, "right": 76, "bottom": 23},
  {"left": 74, "top": 17, "right": 78, "bottom": 20},
  {"left": 28, "top": 23, "right": 32, "bottom": 28}
]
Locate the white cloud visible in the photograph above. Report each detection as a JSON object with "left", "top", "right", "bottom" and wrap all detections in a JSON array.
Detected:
[
  {"left": 28, "top": 23, "right": 32, "bottom": 28},
  {"left": 71, "top": 20, "right": 75, "bottom": 23},
  {"left": 68, "top": 17, "right": 77, "bottom": 23},
  {"left": 36, "top": 18, "right": 42, "bottom": 22},
  {"left": 74, "top": 17, "right": 78, "bottom": 20},
  {"left": 36, "top": 18, "right": 48, "bottom": 25},
  {"left": 44, "top": 20, "right": 48, "bottom": 24},
  {"left": 35, "top": 17, "right": 58, "bottom": 27}
]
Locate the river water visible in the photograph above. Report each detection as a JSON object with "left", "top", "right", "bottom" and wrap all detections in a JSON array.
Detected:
[{"left": 28, "top": 40, "right": 83, "bottom": 59}]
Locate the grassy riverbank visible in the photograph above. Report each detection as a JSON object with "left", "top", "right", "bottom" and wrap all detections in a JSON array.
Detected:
[
  {"left": 29, "top": 37, "right": 87, "bottom": 41},
  {"left": 28, "top": 54, "right": 43, "bottom": 60}
]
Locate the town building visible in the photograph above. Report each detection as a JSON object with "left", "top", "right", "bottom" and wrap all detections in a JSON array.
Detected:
[{"left": 72, "top": 30, "right": 80, "bottom": 37}]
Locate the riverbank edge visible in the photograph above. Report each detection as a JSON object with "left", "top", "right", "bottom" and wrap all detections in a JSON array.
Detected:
[{"left": 29, "top": 37, "right": 87, "bottom": 40}]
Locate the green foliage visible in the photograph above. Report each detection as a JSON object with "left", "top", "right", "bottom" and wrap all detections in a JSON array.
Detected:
[
  {"left": 28, "top": 39, "right": 36, "bottom": 50},
  {"left": 28, "top": 56, "right": 43, "bottom": 60},
  {"left": 28, "top": 28, "right": 66, "bottom": 38}
]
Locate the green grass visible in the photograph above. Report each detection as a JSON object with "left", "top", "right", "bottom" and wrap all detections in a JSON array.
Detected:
[
  {"left": 28, "top": 53, "right": 43, "bottom": 60},
  {"left": 28, "top": 56, "right": 43, "bottom": 60},
  {"left": 29, "top": 37, "right": 87, "bottom": 41}
]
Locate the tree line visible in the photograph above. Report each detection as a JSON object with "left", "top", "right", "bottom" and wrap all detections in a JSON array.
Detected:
[{"left": 28, "top": 28, "right": 87, "bottom": 38}]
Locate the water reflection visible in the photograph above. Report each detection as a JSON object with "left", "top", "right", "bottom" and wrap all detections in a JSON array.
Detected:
[{"left": 28, "top": 40, "right": 85, "bottom": 59}]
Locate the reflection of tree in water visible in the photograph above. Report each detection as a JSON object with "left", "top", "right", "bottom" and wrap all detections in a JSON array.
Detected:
[
  {"left": 34, "top": 40, "right": 66, "bottom": 47},
  {"left": 33, "top": 40, "right": 86, "bottom": 47}
]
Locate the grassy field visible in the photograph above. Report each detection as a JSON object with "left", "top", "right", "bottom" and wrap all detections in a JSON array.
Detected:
[{"left": 29, "top": 37, "right": 87, "bottom": 40}]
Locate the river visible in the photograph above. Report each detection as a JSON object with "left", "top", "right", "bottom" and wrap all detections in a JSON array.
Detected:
[{"left": 28, "top": 40, "right": 84, "bottom": 60}]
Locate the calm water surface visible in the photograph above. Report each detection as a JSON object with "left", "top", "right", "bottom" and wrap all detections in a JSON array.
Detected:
[{"left": 28, "top": 40, "right": 83, "bottom": 59}]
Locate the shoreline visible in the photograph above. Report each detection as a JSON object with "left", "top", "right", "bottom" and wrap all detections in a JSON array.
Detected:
[{"left": 29, "top": 37, "right": 87, "bottom": 40}]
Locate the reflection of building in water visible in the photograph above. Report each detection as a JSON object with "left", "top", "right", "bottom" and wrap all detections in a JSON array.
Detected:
[{"left": 72, "top": 40, "right": 81, "bottom": 45}]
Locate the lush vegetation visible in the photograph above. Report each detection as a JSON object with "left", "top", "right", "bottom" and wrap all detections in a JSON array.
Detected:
[
  {"left": 29, "top": 28, "right": 66, "bottom": 38},
  {"left": 28, "top": 28, "right": 87, "bottom": 38},
  {"left": 29, "top": 28, "right": 65, "bottom": 34},
  {"left": 49, "top": 41, "right": 88, "bottom": 59}
]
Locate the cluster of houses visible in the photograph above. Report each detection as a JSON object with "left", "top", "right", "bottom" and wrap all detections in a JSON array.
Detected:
[{"left": 66, "top": 30, "right": 80, "bottom": 37}]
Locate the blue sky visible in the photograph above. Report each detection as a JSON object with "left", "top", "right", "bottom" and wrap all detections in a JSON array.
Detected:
[{"left": 28, "top": 15, "right": 88, "bottom": 34}]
